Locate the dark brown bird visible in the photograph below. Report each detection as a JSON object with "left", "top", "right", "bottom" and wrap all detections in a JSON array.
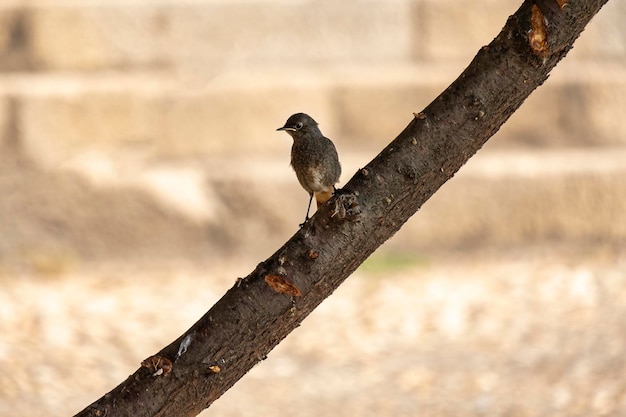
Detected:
[{"left": 277, "top": 113, "right": 341, "bottom": 225}]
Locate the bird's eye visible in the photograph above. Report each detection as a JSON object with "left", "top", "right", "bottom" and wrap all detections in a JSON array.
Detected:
[{"left": 295, "top": 122, "right": 303, "bottom": 130}]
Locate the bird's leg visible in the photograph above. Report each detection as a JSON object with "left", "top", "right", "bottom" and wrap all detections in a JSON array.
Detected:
[{"left": 300, "top": 193, "right": 314, "bottom": 228}]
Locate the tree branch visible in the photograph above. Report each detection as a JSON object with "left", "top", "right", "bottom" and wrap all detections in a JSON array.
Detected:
[{"left": 75, "top": 1, "right": 609, "bottom": 416}]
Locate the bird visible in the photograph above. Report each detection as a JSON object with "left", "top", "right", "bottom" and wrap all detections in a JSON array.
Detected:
[{"left": 277, "top": 113, "right": 341, "bottom": 225}]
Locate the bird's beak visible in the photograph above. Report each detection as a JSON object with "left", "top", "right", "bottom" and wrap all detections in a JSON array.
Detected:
[{"left": 277, "top": 126, "right": 295, "bottom": 132}]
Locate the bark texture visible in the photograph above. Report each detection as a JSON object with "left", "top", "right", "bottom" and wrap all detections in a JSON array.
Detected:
[{"left": 75, "top": 1, "right": 609, "bottom": 416}]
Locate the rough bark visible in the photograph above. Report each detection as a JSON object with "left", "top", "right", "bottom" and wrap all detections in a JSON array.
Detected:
[{"left": 75, "top": 1, "right": 609, "bottom": 416}]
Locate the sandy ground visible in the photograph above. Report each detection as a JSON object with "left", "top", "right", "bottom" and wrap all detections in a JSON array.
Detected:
[{"left": 1, "top": 245, "right": 625, "bottom": 417}]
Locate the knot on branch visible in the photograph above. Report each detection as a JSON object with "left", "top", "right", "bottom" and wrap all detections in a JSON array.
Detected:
[
  {"left": 141, "top": 355, "right": 173, "bottom": 377},
  {"left": 264, "top": 274, "right": 302, "bottom": 297}
]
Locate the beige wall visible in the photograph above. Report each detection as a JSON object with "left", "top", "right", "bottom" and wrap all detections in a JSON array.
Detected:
[
  {"left": 0, "top": 0, "right": 624, "bottom": 259},
  {"left": 1, "top": 1, "right": 625, "bottom": 161}
]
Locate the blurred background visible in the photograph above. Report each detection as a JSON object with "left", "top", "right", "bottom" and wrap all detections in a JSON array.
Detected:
[{"left": 1, "top": 0, "right": 625, "bottom": 416}]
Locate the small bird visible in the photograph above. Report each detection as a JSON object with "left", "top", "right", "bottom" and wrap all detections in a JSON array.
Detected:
[{"left": 277, "top": 113, "right": 341, "bottom": 225}]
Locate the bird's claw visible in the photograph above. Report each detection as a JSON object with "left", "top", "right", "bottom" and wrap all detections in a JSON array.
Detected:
[{"left": 330, "top": 190, "right": 361, "bottom": 221}]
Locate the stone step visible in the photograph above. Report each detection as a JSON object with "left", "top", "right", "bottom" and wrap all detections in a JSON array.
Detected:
[
  {"left": 1, "top": 144, "right": 622, "bottom": 266},
  {"left": 391, "top": 147, "right": 626, "bottom": 252},
  {"left": 61, "top": 146, "right": 626, "bottom": 259},
  {"left": 2, "top": 62, "right": 625, "bottom": 168},
  {"left": 0, "top": 0, "right": 623, "bottom": 72}
]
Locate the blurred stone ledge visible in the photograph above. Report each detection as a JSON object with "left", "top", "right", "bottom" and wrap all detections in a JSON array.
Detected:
[
  {"left": 0, "top": 143, "right": 623, "bottom": 268},
  {"left": 58, "top": 146, "right": 626, "bottom": 258},
  {"left": 0, "top": 0, "right": 623, "bottom": 73},
  {"left": 1, "top": 61, "right": 625, "bottom": 168}
]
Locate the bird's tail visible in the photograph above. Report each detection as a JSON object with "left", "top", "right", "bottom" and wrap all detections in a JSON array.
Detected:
[{"left": 314, "top": 190, "right": 333, "bottom": 207}]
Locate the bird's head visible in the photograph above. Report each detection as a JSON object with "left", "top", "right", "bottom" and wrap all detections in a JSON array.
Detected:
[{"left": 277, "top": 113, "right": 319, "bottom": 139}]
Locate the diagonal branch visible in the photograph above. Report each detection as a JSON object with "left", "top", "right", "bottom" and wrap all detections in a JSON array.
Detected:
[{"left": 75, "top": 1, "right": 609, "bottom": 416}]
